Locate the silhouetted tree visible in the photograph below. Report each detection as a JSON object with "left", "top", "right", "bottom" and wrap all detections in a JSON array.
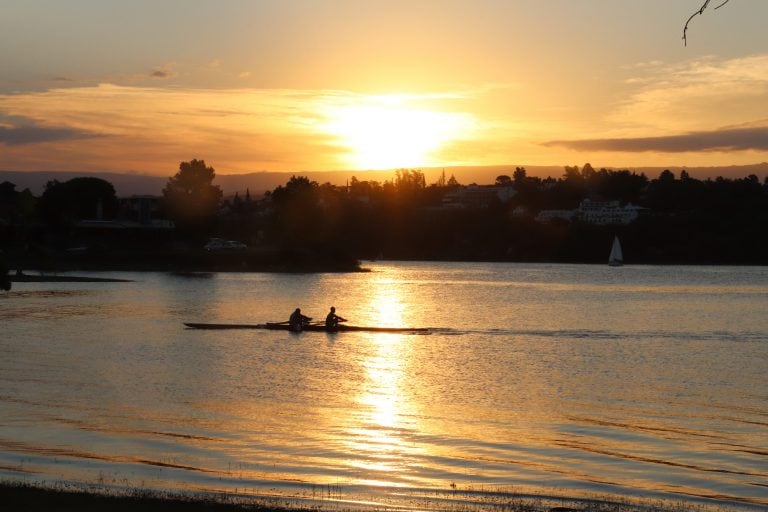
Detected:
[
  {"left": 349, "top": 176, "right": 383, "bottom": 198},
  {"left": 595, "top": 169, "right": 648, "bottom": 204},
  {"left": 513, "top": 167, "right": 527, "bottom": 185},
  {"left": 563, "top": 165, "right": 582, "bottom": 182},
  {"left": 659, "top": 169, "right": 676, "bottom": 183},
  {"left": 270, "top": 175, "right": 318, "bottom": 205},
  {"left": 550, "top": 165, "right": 588, "bottom": 209},
  {"left": 645, "top": 170, "right": 680, "bottom": 212},
  {"left": 269, "top": 175, "right": 322, "bottom": 246},
  {"left": 0, "top": 251, "right": 10, "bottom": 291},
  {"left": 394, "top": 169, "right": 426, "bottom": 193},
  {"left": 162, "top": 159, "right": 222, "bottom": 234},
  {"left": 0, "top": 182, "right": 37, "bottom": 271},
  {"left": 436, "top": 169, "right": 447, "bottom": 187},
  {"left": 0, "top": 182, "right": 16, "bottom": 217},
  {"left": 581, "top": 162, "right": 596, "bottom": 180},
  {"left": 495, "top": 175, "right": 512, "bottom": 186},
  {"left": 39, "top": 177, "right": 118, "bottom": 225}
]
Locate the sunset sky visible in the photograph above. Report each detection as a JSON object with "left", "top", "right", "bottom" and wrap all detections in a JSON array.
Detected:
[{"left": 2, "top": 0, "right": 768, "bottom": 176}]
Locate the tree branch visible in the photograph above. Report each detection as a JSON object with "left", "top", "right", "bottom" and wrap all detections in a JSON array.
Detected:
[{"left": 683, "top": 0, "right": 731, "bottom": 46}]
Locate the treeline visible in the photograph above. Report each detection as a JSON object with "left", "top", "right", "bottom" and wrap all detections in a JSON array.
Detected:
[
  {"left": 2, "top": 161, "right": 768, "bottom": 270},
  {"left": 222, "top": 165, "right": 768, "bottom": 264}
]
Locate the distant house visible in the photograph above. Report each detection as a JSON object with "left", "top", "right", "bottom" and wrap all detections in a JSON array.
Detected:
[
  {"left": 510, "top": 205, "right": 530, "bottom": 218},
  {"left": 536, "top": 199, "right": 645, "bottom": 225},
  {"left": 442, "top": 185, "right": 517, "bottom": 209},
  {"left": 63, "top": 197, "right": 174, "bottom": 254},
  {"left": 535, "top": 209, "right": 576, "bottom": 223},
  {"left": 576, "top": 200, "right": 644, "bottom": 225},
  {"left": 118, "top": 195, "right": 173, "bottom": 228}
]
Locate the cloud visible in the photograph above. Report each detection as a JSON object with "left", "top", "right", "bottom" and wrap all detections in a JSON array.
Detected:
[
  {"left": 543, "top": 125, "right": 768, "bottom": 153},
  {"left": 0, "top": 83, "right": 491, "bottom": 173},
  {"left": 610, "top": 54, "right": 768, "bottom": 134},
  {"left": 0, "top": 84, "right": 355, "bottom": 172},
  {"left": 149, "top": 64, "right": 178, "bottom": 80},
  {"left": 0, "top": 115, "right": 99, "bottom": 146},
  {"left": 546, "top": 54, "right": 768, "bottom": 158}
]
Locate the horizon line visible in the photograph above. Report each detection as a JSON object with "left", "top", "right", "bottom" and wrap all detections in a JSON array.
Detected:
[{"left": 3, "top": 161, "right": 768, "bottom": 177}]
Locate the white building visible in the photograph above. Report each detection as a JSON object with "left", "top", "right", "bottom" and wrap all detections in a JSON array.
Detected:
[
  {"left": 576, "top": 200, "right": 644, "bottom": 225},
  {"left": 536, "top": 199, "right": 644, "bottom": 225}
]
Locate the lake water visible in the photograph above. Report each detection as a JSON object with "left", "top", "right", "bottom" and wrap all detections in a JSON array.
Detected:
[{"left": 1, "top": 262, "right": 766, "bottom": 510}]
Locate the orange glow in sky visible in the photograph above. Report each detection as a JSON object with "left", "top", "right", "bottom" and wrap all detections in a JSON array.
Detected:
[
  {"left": 320, "top": 95, "right": 476, "bottom": 170},
  {"left": 1, "top": 1, "right": 768, "bottom": 175}
]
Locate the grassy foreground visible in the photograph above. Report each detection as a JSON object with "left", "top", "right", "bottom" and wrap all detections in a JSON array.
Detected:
[
  {"left": 0, "top": 481, "right": 748, "bottom": 512},
  {"left": 0, "top": 482, "right": 282, "bottom": 512}
]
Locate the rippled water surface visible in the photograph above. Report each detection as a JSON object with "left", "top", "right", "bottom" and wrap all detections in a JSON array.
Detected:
[{"left": 1, "top": 262, "right": 766, "bottom": 509}]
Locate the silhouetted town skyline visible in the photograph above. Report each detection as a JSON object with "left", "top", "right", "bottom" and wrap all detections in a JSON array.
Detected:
[{"left": 3, "top": 162, "right": 768, "bottom": 273}]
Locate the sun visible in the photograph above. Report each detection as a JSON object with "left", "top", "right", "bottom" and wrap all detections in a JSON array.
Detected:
[{"left": 321, "top": 95, "right": 474, "bottom": 170}]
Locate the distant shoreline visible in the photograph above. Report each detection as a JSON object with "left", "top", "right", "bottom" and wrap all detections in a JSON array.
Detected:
[
  {"left": 5, "top": 254, "right": 367, "bottom": 276},
  {"left": 10, "top": 274, "right": 133, "bottom": 283},
  {"left": 3, "top": 163, "right": 767, "bottom": 196}
]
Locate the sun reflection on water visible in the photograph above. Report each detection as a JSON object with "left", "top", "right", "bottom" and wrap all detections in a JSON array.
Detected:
[
  {"left": 369, "top": 284, "right": 405, "bottom": 328},
  {"left": 344, "top": 333, "right": 421, "bottom": 486},
  {"left": 342, "top": 280, "right": 426, "bottom": 486}
]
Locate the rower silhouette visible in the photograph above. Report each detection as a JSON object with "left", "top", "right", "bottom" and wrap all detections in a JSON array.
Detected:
[
  {"left": 325, "top": 306, "right": 347, "bottom": 331},
  {"left": 289, "top": 308, "right": 311, "bottom": 332}
]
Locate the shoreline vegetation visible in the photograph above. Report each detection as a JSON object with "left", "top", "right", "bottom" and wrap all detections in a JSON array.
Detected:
[
  {"left": 4, "top": 254, "right": 768, "bottom": 287},
  {"left": 9, "top": 273, "right": 134, "bottom": 283},
  {"left": 4, "top": 247, "right": 368, "bottom": 277},
  {"left": 4, "top": 165, "right": 768, "bottom": 275},
  {"left": 0, "top": 480, "right": 751, "bottom": 512}
]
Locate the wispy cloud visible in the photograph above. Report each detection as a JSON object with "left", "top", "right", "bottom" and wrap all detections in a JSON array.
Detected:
[
  {"left": 0, "top": 84, "right": 358, "bottom": 172},
  {"left": 544, "top": 125, "right": 768, "bottom": 153},
  {"left": 0, "top": 84, "right": 488, "bottom": 173},
  {"left": 608, "top": 54, "right": 768, "bottom": 134},
  {"left": 547, "top": 53, "right": 768, "bottom": 157}
]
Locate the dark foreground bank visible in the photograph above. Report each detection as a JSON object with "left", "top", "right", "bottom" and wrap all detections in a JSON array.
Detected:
[
  {"left": 0, "top": 482, "right": 750, "bottom": 512},
  {"left": 0, "top": 482, "right": 278, "bottom": 512}
]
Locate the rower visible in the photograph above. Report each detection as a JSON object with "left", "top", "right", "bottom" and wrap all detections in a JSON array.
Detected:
[
  {"left": 289, "top": 308, "right": 311, "bottom": 332},
  {"left": 325, "top": 306, "right": 347, "bottom": 331}
]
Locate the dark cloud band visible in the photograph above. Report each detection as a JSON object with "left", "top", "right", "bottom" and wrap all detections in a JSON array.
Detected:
[
  {"left": 544, "top": 126, "right": 768, "bottom": 153},
  {"left": 0, "top": 116, "right": 98, "bottom": 146}
]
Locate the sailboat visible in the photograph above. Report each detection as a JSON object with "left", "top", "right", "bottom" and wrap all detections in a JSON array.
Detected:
[{"left": 608, "top": 236, "right": 623, "bottom": 267}]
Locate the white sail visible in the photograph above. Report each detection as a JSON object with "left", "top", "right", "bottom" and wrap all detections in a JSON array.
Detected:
[{"left": 608, "top": 236, "right": 623, "bottom": 266}]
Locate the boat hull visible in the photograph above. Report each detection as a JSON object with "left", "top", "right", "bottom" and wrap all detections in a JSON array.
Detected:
[{"left": 184, "top": 322, "right": 431, "bottom": 334}]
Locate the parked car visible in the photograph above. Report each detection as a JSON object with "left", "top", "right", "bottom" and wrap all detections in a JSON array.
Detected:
[{"left": 204, "top": 238, "right": 247, "bottom": 252}]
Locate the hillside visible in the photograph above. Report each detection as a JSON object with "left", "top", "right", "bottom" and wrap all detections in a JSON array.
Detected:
[{"left": 2, "top": 163, "right": 767, "bottom": 198}]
